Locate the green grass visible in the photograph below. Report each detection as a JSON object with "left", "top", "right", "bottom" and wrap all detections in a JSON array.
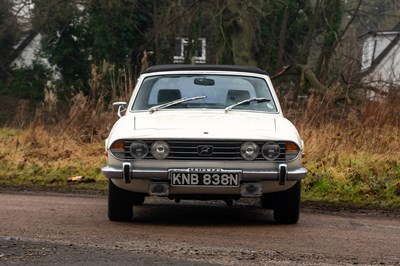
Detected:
[
  {"left": 303, "top": 154, "right": 400, "bottom": 208},
  {"left": 0, "top": 159, "right": 108, "bottom": 191}
]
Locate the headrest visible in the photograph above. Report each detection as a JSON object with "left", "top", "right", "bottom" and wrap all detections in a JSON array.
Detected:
[{"left": 157, "top": 89, "right": 182, "bottom": 104}]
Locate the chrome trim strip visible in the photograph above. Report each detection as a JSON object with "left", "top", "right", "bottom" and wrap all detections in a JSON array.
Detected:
[
  {"left": 101, "top": 166, "right": 308, "bottom": 181},
  {"left": 101, "top": 166, "right": 168, "bottom": 179}
]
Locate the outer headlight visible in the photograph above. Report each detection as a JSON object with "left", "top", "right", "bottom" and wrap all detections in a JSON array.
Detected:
[
  {"left": 151, "top": 141, "right": 170, "bottom": 160},
  {"left": 285, "top": 142, "right": 300, "bottom": 160},
  {"left": 110, "top": 140, "right": 125, "bottom": 159},
  {"left": 129, "top": 141, "right": 149, "bottom": 159},
  {"left": 240, "top": 142, "right": 260, "bottom": 161},
  {"left": 262, "top": 142, "right": 280, "bottom": 160}
]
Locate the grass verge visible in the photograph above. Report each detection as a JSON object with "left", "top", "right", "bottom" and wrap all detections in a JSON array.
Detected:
[
  {"left": 0, "top": 127, "right": 107, "bottom": 192},
  {"left": 301, "top": 123, "right": 400, "bottom": 208},
  {"left": 1, "top": 124, "right": 399, "bottom": 209}
]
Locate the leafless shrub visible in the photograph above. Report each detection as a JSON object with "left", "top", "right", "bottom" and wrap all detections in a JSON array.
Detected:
[
  {"left": 361, "top": 85, "right": 400, "bottom": 127},
  {"left": 22, "top": 61, "right": 134, "bottom": 144},
  {"left": 15, "top": 99, "right": 31, "bottom": 127},
  {"left": 280, "top": 83, "right": 400, "bottom": 161}
]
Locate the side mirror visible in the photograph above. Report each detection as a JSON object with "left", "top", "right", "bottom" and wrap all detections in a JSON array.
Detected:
[{"left": 113, "top": 102, "right": 127, "bottom": 118}]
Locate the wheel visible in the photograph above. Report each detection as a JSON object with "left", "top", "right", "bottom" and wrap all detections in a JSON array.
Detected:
[
  {"left": 108, "top": 179, "right": 133, "bottom": 221},
  {"left": 261, "top": 181, "right": 301, "bottom": 224},
  {"left": 260, "top": 192, "right": 274, "bottom": 209},
  {"left": 272, "top": 181, "right": 301, "bottom": 224},
  {"left": 132, "top": 193, "right": 145, "bottom": 205}
]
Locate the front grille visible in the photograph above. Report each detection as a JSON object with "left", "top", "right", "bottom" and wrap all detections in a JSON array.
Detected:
[
  {"left": 169, "top": 140, "right": 244, "bottom": 160},
  {"left": 123, "top": 140, "right": 287, "bottom": 161}
]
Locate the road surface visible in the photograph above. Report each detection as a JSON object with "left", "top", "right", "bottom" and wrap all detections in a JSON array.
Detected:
[{"left": 0, "top": 192, "right": 399, "bottom": 265}]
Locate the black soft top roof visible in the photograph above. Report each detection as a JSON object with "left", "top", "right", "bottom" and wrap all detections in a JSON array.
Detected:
[{"left": 143, "top": 64, "right": 268, "bottom": 75}]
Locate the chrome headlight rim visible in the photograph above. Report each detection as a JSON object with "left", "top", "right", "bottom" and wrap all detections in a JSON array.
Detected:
[
  {"left": 262, "top": 142, "right": 281, "bottom": 161},
  {"left": 150, "top": 140, "right": 170, "bottom": 160},
  {"left": 129, "top": 140, "right": 149, "bottom": 159},
  {"left": 240, "top": 141, "right": 260, "bottom": 161}
]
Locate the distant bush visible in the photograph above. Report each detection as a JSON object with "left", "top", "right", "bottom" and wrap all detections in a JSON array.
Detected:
[{"left": 2, "top": 61, "right": 51, "bottom": 101}]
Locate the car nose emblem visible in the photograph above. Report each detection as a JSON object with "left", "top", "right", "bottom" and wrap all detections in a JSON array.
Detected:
[{"left": 197, "top": 145, "right": 213, "bottom": 156}]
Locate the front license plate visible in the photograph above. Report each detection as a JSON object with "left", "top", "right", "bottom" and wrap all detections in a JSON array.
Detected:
[{"left": 170, "top": 170, "right": 241, "bottom": 187}]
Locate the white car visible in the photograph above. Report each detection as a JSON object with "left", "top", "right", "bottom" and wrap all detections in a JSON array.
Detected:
[{"left": 102, "top": 65, "right": 307, "bottom": 223}]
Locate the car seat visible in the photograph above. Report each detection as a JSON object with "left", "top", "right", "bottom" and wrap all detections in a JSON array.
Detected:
[
  {"left": 226, "top": 90, "right": 250, "bottom": 105},
  {"left": 157, "top": 89, "right": 182, "bottom": 104}
]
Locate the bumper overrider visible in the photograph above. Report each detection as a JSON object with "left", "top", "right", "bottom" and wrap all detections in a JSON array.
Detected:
[{"left": 101, "top": 163, "right": 308, "bottom": 196}]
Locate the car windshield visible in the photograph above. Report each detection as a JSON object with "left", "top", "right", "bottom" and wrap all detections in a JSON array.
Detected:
[{"left": 131, "top": 74, "right": 278, "bottom": 112}]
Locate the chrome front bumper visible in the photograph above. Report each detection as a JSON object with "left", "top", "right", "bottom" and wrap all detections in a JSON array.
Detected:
[{"left": 101, "top": 163, "right": 308, "bottom": 185}]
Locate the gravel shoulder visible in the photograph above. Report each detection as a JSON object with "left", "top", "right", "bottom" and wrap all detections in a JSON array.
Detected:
[{"left": 0, "top": 238, "right": 218, "bottom": 266}]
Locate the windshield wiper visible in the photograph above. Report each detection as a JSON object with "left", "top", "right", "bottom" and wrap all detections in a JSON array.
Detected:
[
  {"left": 224, "top": 97, "right": 271, "bottom": 113},
  {"left": 149, "top": 95, "right": 207, "bottom": 113}
]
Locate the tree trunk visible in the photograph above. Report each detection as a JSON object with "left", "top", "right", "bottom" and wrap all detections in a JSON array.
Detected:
[
  {"left": 226, "top": 3, "right": 258, "bottom": 66},
  {"left": 272, "top": 64, "right": 326, "bottom": 93},
  {"left": 299, "top": 0, "right": 321, "bottom": 64},
  {"left": 212, "top": 1, "right": 264, "bottom": 66},
  {"left": 277, "top": 6, "right": 289, "bottom": 68}
]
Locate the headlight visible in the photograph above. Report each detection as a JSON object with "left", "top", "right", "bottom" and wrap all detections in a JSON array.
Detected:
[
  {"left": 129, "top": 141, "right": 149, "bottom": 159},
  {"left": 285, "top": 142, "right": 300, "bottom": 160},
  {"left": 240, "top": 142, "right": 259, "bottom": 161},
  {"left": 262, "top": 142, "right": 280, "bottom": 160},
  {"left": 110, "top": 140, "right": 125, "bottom": 159},
  {"left": 151, "top": 141, "right": 170, "bottom": 160}
]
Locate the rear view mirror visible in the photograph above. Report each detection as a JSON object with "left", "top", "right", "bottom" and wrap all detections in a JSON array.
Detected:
[{"left": 194, "top": 77, "right": 215, "bottom": 86}]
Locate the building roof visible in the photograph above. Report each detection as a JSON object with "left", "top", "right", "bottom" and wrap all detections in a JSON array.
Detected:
[
  {"left": 360, "top": 31, "right": 400, "bottom": 78},
  {"left": 359, "top": 21, "right": 400, "bottom": 39},
  {"left": 143, "top": 64, "right": 268, "bottom": 75},
  {"left": 359, "top": 30, "right": 400, "bottom": 39}
]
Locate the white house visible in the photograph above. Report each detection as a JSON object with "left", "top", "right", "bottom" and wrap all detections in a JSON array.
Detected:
[
  {"left": 11, "top": 31, "right": 44, "bottom": 68},
  {"left": 360, "top": 29, "right": 400, "bottom": 98}
]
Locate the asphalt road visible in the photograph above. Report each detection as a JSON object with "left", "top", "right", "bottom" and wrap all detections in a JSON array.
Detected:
[{"left": 0, "top": 192, "right": 399, "bottom": 265}]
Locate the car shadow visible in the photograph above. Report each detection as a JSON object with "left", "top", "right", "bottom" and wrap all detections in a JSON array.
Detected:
[{"left": 130, "top": 200, "right": 276, "bottom": 226}]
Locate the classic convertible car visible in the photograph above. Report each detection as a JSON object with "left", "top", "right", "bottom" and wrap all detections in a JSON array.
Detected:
[{"left": 102, "top": 64, "right": 307, "bottom": 223}]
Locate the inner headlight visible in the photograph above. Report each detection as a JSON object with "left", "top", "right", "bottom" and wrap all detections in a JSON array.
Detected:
[
  {"left": 129, "top": 141, "right": 149, "bottom": 159},
  {"left": 262, "top": 142, "right": 280, "bottom": 160},
  {"left": 240, "top": 142, "right": 259, "bottom": 161},
  {"left": 151, "top": 141, "right": 170, "bottom": 160},
  {"left": 285, "top": 142, "right": 300, "bottom": 160}
]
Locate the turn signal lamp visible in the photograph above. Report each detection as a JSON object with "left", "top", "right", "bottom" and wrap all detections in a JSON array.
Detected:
[
  {"left": 285, "top": 142, "right": 300, "bottom": 160},
  {"left": 110, "top": 140, "right": 125, "bottom": 159}
]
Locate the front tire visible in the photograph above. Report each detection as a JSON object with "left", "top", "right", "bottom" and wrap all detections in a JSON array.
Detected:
[
  {"left": 132, "top": 194, "right": 145, "bottom": 205},
  {"left": 261, "top": 181, "right": 301, "bottom": 224},
  {"left": 108, "top": 179, "right": 133, "bottom": 221}
]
